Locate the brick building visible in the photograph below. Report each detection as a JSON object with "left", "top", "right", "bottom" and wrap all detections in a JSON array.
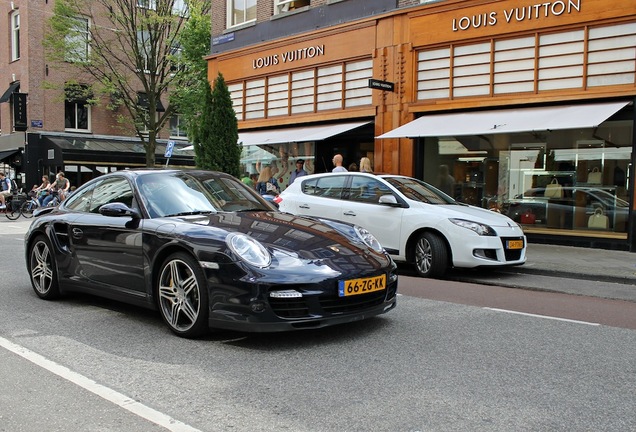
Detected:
[{"left": 0, "top": 0, "right": 194, "bottom": 191}]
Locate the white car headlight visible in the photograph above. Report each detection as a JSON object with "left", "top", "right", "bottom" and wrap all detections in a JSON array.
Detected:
[
  {"left": 227, "top": 233, "right": 271, "bottom": 267},
  {"left": 354, "top": 225, "right": 384, "bottom": 253},
  {"left": 449, "top": 218, "right": 496, "bottom": 236}
]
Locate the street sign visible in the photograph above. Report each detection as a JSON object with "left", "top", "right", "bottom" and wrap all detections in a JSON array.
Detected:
[{"left": 164, "top": 140, "right": 175, "bottom": 158}]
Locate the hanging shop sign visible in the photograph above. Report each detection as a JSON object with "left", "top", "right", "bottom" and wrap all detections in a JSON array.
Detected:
[{"left": 368, "top": 79, "right": 395, "bottom": 92}]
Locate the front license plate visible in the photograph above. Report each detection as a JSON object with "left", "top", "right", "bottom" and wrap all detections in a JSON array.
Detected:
[
  {"left": 338, "top": 274, "right": 386, "bottom": 297},
  {"left": 506, "top": 239, "right": 524, "bottom": 249}
]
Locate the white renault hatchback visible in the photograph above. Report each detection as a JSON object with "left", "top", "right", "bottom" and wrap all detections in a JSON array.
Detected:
[{"left": 276, "top": 172, "right": 526, "bottom": 278}]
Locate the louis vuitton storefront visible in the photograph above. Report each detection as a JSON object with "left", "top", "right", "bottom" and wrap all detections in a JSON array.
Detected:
[{"left": 208, "top": 0, "right": 636, "bottom": 250}]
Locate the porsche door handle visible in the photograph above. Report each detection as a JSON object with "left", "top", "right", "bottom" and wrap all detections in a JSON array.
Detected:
[
  {"left": 343, "top": 211, "right": 356, "bottom": 216},
  {"left": 299, "top": 204, "right": 310, "bottom": 209}
]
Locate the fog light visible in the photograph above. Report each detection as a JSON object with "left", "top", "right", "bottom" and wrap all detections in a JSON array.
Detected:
[{"left": 251, "top": 301, "right": 266, "bottom": 313}]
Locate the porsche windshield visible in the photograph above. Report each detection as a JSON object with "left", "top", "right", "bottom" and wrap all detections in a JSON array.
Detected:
[{"left": 137, "top": 172, "right": 271, "bottom": 217}]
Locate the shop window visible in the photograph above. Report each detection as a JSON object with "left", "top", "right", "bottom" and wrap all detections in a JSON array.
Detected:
[
  {"left": 274, "top": 0, "right": 310, "bottom": 15},
  {"left": 10, "top": 10, "right": 20, "bottom": 61},
  {"left": 423, "top": 115, "right": 632, "bottom": 237},
  {"left": 227, "top": 0, "right": 256, "bottom": 27},
  {"left": 65, "top": 16, "right": 90, "bottom": 63},
  {"left": 240, "top": 143, "right": 315, "bottom": 192}
]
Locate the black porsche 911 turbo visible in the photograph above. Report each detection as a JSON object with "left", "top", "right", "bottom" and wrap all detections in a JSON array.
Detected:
[{"left": 25, "top": 169, "right": 398, "bottom": 338}]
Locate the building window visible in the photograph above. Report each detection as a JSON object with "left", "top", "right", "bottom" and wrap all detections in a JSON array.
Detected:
[
  {"left": 65, "top": 100, "right": 91, "bottom": 131},
  {"left": 173, "top": 0, "right": 189, "bottom": 16},
  {"left": 65, "top": 83, "right": 92, "bottom": 132},
  {"left": 137, "top": 31, "right": 152, "bottom": 73},
  {"left": 227, "top": 0, "right": 256, "bottom": 27},
  {"left": 170, "top": 114, "right": 188, "bottom": 139},
  {"left": 274, "top": 0, "right": 310, "bottom": 15},
  {"left": 137, "top": 0, "right": 157, "bottom": 10},
  {"left": 65, "top": 16, "right": 90, "bottom": 63},
  {"left": 10, "top": 10, "right": 20, "bottom": 61}
]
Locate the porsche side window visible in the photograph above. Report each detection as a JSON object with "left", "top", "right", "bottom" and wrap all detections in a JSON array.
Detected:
[
  {"left": 64, "top": 183, "right": 96, "bottom": 212},
  {"left": 89, "top": 177, "right": 135, "bottom": 213}
]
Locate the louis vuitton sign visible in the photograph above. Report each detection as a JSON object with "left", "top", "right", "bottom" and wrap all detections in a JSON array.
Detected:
[{"left": 252, "top": 45, "right": 325, "bottom": 69}]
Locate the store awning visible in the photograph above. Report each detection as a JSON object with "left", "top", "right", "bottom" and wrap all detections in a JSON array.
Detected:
[
  {"left": 0, "top": 81, "right": 20, "bottom": 103},
  {"left": 239, "top": 121, "right": 371, "bottom": 146},
  {"left": 377, "top": 101, "right": 630, "bottom": 139},
  {"left": 0, "top": 149, "right": 20, "bottom": 162}
]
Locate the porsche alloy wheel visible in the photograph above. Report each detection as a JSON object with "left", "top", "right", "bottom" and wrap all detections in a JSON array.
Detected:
[
  {"left": 157, "top": 253, "right": 208, "bottom": 338},
  {"left": 414, "top": 232, "right": 448, "bottom": 279},
  {"left": 29, "top": 236, "right": 60, "bottom": 299}
]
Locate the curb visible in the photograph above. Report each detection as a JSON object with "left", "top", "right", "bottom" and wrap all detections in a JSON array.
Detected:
[{"left": 507, "top": 266, "right": 636, "bottom": 286}]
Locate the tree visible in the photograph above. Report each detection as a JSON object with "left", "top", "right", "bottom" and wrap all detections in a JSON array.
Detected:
[
  {"left": 44, "top": 0, "right": 206, "bottom": 167},
  {"left": 169, "top": 0, "right": 211, "bottom": 142},
  {"left": 192, "top": 73, "right": 241, "bottom": 176}
]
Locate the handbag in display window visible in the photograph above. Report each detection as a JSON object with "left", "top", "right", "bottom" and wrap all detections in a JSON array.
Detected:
[
  {"left": 544, "top": 178, "right": 563, "bottom": 199},
  {"left": 588, "top": 207, "right": 609, "bottom": 230},
  {"left": 520, "top": 209, "right": 536, "bottom": 224},
  {"left": 587, "top": 167, "right": 602, "bottom": 184}
]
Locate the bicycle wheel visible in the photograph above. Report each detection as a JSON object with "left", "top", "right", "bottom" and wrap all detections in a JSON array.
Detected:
[
  {"left": 5, "top": 201, "right": 20, "bottom": 220},
  {"left": 21, "top": 200, "right": 37, "bottom": 218}
]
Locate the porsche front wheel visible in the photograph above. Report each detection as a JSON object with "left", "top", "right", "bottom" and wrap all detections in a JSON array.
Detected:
[{"left": 157, "top": 253, "right": 209, "bottom": 338}]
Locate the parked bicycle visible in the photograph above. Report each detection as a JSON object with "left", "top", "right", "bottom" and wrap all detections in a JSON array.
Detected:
[
  {"left": 3, "top": 190, "right": 27, "bottom": 220},
  {"left": 5, "top": 189, "right": 60, "bottom": 220}
]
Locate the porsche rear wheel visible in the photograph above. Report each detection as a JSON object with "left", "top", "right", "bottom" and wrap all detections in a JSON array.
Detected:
[
  {"left": 157, "top": 253, "right": 209, "bottom": 338},
  {"left": 29, "top": 236, "right": 60, "bottom": 299},
  {"left": 414, "top": 232, "right": 448, "bottom": 278}
]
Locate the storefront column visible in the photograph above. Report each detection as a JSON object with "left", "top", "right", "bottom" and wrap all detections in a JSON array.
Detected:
[{"left": 629, "top": 97, "right": 636, "bottom": 251}]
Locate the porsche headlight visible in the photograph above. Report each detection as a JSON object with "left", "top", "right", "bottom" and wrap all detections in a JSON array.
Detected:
[
  {"left": 449, "top": 218, "right": 496, "bottom": 236},
  {"left": 227, "top": 233, "right": 271, "bottom": 267},
  {"left": 354, "top": 225, "right": 384, "bottom": 253}
]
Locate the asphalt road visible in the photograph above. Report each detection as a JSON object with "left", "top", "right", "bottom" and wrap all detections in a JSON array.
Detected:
[{"left": 2, "top": 229, "right": 635, "bottom": 431}]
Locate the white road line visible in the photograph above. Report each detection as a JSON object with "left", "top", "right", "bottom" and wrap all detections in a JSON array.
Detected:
[
  {"left": 0, "top": 336, "right": 202, "bottom": 432},
  {"left": 484, "top": 307, "right": 601, "bottom": 326}
]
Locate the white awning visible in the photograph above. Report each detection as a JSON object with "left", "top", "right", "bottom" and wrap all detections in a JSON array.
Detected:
[
  {"left": 377, "top": 101, "right": 630, "bottom": 139},
  {"left": 239, "top": 121, "right": 370, "bottom": 146}
]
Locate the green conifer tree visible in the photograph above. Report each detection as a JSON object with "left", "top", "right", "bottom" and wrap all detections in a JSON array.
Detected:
[{"left": 192, "top": 73, "right": 241, "bottom": 176}]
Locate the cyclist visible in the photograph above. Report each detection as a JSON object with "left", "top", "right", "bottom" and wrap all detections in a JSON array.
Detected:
[
  {"left": 42, "top": 172, "right": 70, "bottom": 206},
  {"left": 0, "top": 172, "right": 12, "bottom": 210}
]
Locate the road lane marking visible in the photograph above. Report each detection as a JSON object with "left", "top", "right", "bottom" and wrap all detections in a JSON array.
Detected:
[
  {"left": 0, "top": 336, "right": 202, "bottom": 432},
  {"left": 484, "top": 308, "right": 600, "bottom": 326}
]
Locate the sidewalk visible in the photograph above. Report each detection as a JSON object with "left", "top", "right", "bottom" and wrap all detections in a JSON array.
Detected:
[{"left": 522, "top": 243, "right": 636, "bottom": 285}]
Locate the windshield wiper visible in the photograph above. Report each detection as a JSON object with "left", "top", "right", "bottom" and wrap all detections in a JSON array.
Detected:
[
  {"left": 166, "top": 210, "right": 215, "bottom": 217},
  {"left": 234, "top": 208, "right": 268, "bottom": 212}
]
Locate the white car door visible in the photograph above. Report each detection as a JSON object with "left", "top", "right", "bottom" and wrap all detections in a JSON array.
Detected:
[
  {"left": 340, "top": 175, "right": 405, "bottom": 256},
  {"left": 289, "top": 174, "right": 347, "bottom": 220}
]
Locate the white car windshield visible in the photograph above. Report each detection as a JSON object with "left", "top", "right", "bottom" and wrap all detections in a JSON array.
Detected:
[{"left": 383, "top": 177, "right": 457, "bottom": 205}]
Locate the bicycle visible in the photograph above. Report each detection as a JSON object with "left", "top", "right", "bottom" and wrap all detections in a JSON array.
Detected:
[
  {"left": 3, "top": 190, "right": 27, "bottom": 220},
  {"left": 19, "top": 191, "right": 42, "bottom": 219}
]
